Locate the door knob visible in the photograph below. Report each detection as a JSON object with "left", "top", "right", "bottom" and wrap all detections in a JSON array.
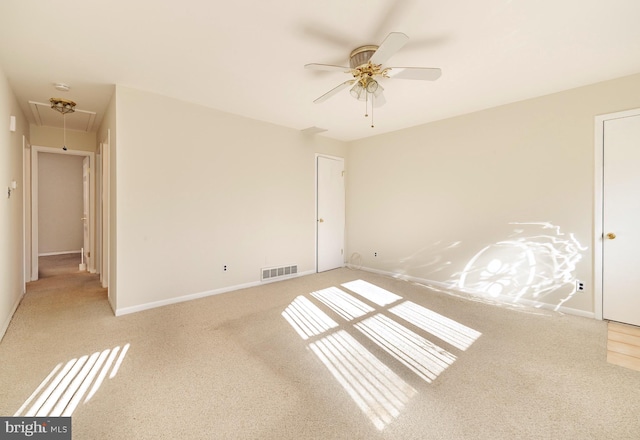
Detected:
[
  {"left": 81, "top": 217, "right": 87, "bottom": 221},
  {"left": 318, "top": 218, "right": 324, "bottom": 223},
  {"left": 606, "top": 232, "right": 616, "bottom": 239}
]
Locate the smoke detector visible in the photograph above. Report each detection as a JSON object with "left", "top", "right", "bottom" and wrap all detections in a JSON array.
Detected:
[{"left": 53, "top": 83, "right": 70, "bottom": 92}]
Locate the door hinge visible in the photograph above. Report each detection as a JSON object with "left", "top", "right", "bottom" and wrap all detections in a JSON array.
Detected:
[
  {"left": 88, "top": 251, "right": 91, "bottom": 258},
  {"left": 341, "top": 249, "right": 344, "bottom": 255},
  {"left": 341, "top": 170, "right": 345, "bottom": 177}
]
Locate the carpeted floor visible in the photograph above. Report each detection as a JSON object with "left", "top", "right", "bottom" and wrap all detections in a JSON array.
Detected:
[{"left": 1, "top": 256, "right": 639, "bottom": 439}]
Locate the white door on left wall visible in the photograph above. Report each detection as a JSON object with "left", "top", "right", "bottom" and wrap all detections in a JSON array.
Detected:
[
  {"left": 81, "top": 156, "right": 90, "bottom": 271},
  {"left": 317, "top": 155, "right": 345, "bottom": 272}
]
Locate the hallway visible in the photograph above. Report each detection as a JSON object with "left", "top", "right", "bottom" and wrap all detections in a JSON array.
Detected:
[{"left": 26, "top": 254, "right": 107, "bottom": 303}]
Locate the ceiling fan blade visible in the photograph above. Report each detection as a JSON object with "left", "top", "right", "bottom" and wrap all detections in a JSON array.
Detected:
[
  {"left": 386, "top": 67, "right": 442, "bottom": 81},
  {"left": 305, "top": 63, "right": 351, "bottom": 72},
  {"left": 369, "top": 32, "right": 409, "bottom": 65},
  {"left": 370, "top": 0, "right": 413, "bottom": 40},
  {"left": 313, "top": 80, "right": 356, "bottom": 103},
  {"left": 298, "top": 24, "right": 355, "bottom": 49}
]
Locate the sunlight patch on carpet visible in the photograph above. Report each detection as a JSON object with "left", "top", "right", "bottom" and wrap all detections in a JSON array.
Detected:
[
  {"left": 14, "top": 344, "right": 130, "bottom": 417},
  {"left": 390, "top": 301, "right": 481, "bottom": 351},
  {"left": 309, "top": 330, "right": 416, "bottom": 431},
  {"left": 355, "top": 313, "right": 456, "bottom": 383},
  {"left": 283, "top": 280, "right": 481, "bottom": 430},
  {"left": 282, "top": 296, "right": 338, "bottom": 340}
]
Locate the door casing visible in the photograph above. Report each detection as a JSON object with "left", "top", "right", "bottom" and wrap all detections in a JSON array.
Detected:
[
  {"left": 30, "top": 145, "right": 96, "bottom": 280},
  {"left": 593, "top": 107, "right": 640, "bottom": 321}
]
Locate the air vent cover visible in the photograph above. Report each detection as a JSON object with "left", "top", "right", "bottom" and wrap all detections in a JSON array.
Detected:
[{"left": 261, "top": 264, "right": 298, "bottom": 281}]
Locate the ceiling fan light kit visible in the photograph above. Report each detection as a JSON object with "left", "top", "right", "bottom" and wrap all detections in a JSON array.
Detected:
[{"left": 306, "top": 32, "right": 442, "bottom": 128}]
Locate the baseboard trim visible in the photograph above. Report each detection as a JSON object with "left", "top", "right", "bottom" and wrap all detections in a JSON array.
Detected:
[
  {"left": 0, "top": 292, "right": 24, "bottom": 342},
  {"left": 355, "top": 266, "right": 595, "bottom": 319},
  {"left": 115, "top": 270, "right": 315, "bottom": 317}
]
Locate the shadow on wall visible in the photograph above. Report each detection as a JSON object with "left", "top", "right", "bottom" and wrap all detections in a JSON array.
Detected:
[{"left": 354, "top": 222, "right": 587, "bottom": 311}]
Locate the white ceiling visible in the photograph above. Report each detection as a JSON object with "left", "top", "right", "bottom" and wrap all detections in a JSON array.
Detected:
[{"left": 1, "top": 0, "right": 640, "bottom": 141}]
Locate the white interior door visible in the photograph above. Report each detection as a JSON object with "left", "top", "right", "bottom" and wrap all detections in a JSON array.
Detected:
[
  {"left": 317, "top": 155, "right": 345, "bottom": 272},
  {"left": 602, "top": 113, "right": 640, "bottom": 326},
  {"left": 81, "top": 156, "right": 90, "bottom": 271}
]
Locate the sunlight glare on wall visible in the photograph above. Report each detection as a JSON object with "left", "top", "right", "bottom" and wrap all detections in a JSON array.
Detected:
[{"left": 455, "top": 222, "right": 587, "bottom": 309}]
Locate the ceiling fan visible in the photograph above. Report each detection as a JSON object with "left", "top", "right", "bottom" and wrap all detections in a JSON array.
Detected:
[{"left": 305, "top": 32, "right": 442, "bottom": 127}]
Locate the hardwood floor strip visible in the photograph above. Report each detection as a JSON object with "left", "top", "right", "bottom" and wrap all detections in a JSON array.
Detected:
[
  {"left": 607, "top": 340, "right": 640, "bottom": 358},
  {"left": 607, "top": 330, "right": 640, "bottom": 347},
  {"left": 607, "top": 351, "right": 640, "bottom": 372},
  {"left": 608, "top": 321, "right": 640, "bottom": 337},
  {"left": 607, "top": 321, "right": 640, "bottom": 371}
]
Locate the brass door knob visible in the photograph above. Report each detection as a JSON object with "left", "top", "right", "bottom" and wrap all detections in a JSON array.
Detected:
[
  {"left": 318, "top": 218, "right": 324, "bottom": 223},
  {"left": 606, "top": 232, "right": 616, "bottom": 239}
]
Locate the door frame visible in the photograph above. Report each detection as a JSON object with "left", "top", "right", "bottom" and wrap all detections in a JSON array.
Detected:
[
  {"left": 315, "top": 153, "right": 345, "bottom": 272},
  {"left": 594, "top": 107, "right": 640, "bottom": 321},
  {"left": 100, "top": 131, "right": 110, "bottom": 290},
  {"left": 22, "top": 136, "right": 30, "bottom": 291},
  {"left": 30, "top": 145, "right": 96, "bottom": 280}
]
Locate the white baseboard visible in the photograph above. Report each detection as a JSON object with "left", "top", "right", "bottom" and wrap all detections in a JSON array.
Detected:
[
  {"left": 115, "top": 270, "right": 315, "bottom": 317},
  {"left": 356, "top": 265, "right": 595, "bottom": 320},
  {"left": 0, "top": 292, "right": 24, "bottom": 342},
  {"left": 38, "top": 250, "right": 81, "bottom": 257}
]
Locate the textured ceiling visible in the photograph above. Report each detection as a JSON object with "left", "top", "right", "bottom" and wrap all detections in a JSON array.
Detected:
[{"left": 1, "top": 0, "right": 640, "bottom": 141}]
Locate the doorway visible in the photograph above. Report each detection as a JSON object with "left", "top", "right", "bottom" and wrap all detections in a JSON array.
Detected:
[
  {"left": 595, "top": 108, "right": 640, "bottom": 326},
  {"left": 316, "top": 154, "right": 345, "bottom": 272},
  {"left": 30, "top": 146, "right": 95, "bottom": 281}
]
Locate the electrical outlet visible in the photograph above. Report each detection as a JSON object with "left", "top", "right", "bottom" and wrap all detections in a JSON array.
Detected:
[
  {"left": 576, "top": 280, "right": 584, "bottom": 291},
  {"left": 223, "top": 265, "right": 228, "bottom": 272},
  {"left": 374, "top": 252, "right": 377, "bottom": 257}
]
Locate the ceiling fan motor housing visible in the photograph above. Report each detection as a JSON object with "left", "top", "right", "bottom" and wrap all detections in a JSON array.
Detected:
[{"left": 349, "top": 45, "right": 378, "bottom": 69}]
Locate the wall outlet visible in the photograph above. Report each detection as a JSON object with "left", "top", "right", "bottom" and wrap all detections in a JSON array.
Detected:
[
  {"left": 576, "top": 280, "right": 585, "bottom": 291},
  {"left": 374, "top": 252, "right": 377, "bottom": 257},
  {"left": 223, "top": 265, "right": 228, "bottom": 272}
]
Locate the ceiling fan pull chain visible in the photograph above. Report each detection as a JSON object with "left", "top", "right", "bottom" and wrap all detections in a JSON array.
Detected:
[
  {"left": 371, "top": 95, "right": 374, "bottom": 128},
  {"left": 364, "top": 90, "right": 369, "bottom": 117}
]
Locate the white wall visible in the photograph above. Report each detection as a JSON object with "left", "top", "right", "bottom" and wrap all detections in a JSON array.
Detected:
[
  {"left": 37, "top": 153, "right": 84, "bottom": 255},
  {"left": 0, "top": 65, "right": 28, "bottom": 340},
  {"left": 30, "top": 125, "right": 96, "bottom": 153},
  {"left": 113, "top": 86, "right": 346, "bottom": 313},
  {"left": 346, "top": 73, "right": 640, "bottom": 316}
]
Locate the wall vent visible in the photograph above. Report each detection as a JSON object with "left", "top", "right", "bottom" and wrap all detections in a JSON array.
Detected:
[{"left": 261, "top": 264, "right": 298, "bottom": 281}]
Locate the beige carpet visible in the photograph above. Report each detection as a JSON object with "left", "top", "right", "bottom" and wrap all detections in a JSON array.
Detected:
[{"left": 1, "top": 256, "right": 639, "bottom": 439}]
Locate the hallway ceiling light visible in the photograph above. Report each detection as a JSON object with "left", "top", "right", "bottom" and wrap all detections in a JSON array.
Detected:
[
  {"left": 50, "top": 97, "right": 76, "bottom": 150},
  {"left": 50, "top": 97, "right": 76, "bottom": 114}
]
